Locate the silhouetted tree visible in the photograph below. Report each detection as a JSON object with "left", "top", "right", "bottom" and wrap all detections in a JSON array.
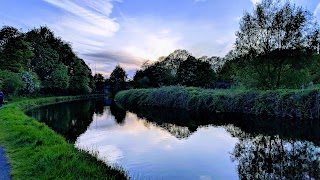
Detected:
[
  {"left": 177, "top": 56, "right": 215, "bottom": 87},
  {"left": 93, "top": 73, "right": 105, "bottom": 92},
  {"left": 234, "top": 0, "right": 319, "bottom": 89},
  {"left": 109, "top": 65, "right": 127, "bottom": 95}
]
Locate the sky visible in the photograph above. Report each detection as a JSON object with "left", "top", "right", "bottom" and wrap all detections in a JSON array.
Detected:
[{"left": 1, "top": 0, "right": 320, "bottom": 77}]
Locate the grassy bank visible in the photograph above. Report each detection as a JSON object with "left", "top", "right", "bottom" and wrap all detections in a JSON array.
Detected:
[
  {"left": 0, "top": 95, "right": 128, "bottom": 180},
  {"left": 115, "top": 86, "right": 320, "bottom": 119}
]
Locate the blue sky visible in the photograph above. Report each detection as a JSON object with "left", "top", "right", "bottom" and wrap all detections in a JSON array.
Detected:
[{"left": 1, "top": 0, "right": 320, "bottom": 76}]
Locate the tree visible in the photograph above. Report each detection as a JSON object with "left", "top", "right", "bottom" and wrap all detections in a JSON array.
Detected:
[
  {"left": 93, "top": 73, "right": 105, "bottom": 92},
  {"left": 0, "top": 26, "right": 34, "bottom": 72},
  {"left": 20, "top": 71, "right": 41, "bottom": 95},
  {"left": 31, "top": 47, "right": 60, "bottom": 81},
  {"left": 43, "top": 63, "right": 70, "bottom": 92},
  {"left": 69, "top": 58, "right": 92, "bottom": 94},
  {"left": 177, "top": 56, "right": 216, "bottom": 87},
  {"left": 109, "top": 65, "right": 127, "bottom": 94},
  {"left": 0, "top": 70, "right": 24, "bottom": 96},
  {"left": 109, "top": 65, "right": 127, "bottom": 84},
  {"left": 234, "top": 0, "right": 319, "bottom": 89},
  {"left": 133, "top": 62, "right": 175, "bottom": 88}
]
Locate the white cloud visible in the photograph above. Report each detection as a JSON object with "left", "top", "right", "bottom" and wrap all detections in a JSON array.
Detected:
[
  {"left": 83, "top": 16, "right": 184, "bottom": 76},
  {"left": 42, "top": 0, "right": 120, "bottom": 55},
  {"left": 314, "top": 3, "right": 320, "bottom": 17},
  {"left": 41, "top": 0, "right": 236, "bottom": 76},
  {"left": 250, "top": 0, "right": 261, "bottom": 5}
]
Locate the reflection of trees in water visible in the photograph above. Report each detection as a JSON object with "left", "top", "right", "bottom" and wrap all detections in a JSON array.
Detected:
[
  {"left": 110, "top": 104, "right": 127, "bottom": 125},
  {"left": 27, "top": 99, "right": 109, "bottom": 143},
  {"left": 126, "top": 106, "right": 320, "bottom": 178},
  {"left": 92, "top": 99, "right": 106, "bottom": 116},
  {"left": 159, "top": 123, "right": 191, "bottom": 139},
  {"left": 226, "top": 125, "right": 320, "bottom": 179},
  {"left": 126, "top": 106, "right": 320, "bottom": 143},
  {"left": 142, "top": 119, "right": 192, "bottom": 139},
  {"left": 128, "top": 107, "right": 204, "bottom": 139}
]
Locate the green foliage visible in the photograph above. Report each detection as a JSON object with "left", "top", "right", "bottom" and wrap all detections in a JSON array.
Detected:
[
  {"left": 109, "top": 65, "right": 127, "bottom": 84},
  {"left": 43, "top": 63, "right": 70, "bottom": 92},
  {"left": 134, "top": 62, "right": 176, "bottom": 88},
  {"left": 115, "top": 86, "right": 320, "bottom": 119},
  {"left": 0, "top": 96, "right": 128, "bottom": 179},
  {"left": 308, "top": 54, "right": 320, "bottom": 84},
  {"left": 133, "top": 51, "right": 216, "bottom": 88},
  {"left": 177, "top": 56, "right": 216, "bottom": 87},
  {"left": 20, "top": 71, "right": 41, "bottom": 95},
  {"left": 231, "top": 0, "right": 319, "bottom": 89},
  {"left": 0, "top": 26, "right": 34, "bottom": 73},
  {"left": 108, "top": 65, "right": 127, "bottom": 94},
  {"left": 93, "top": 73, "right": 105, "bottom": 91},
  {"left": 0, "top": 25, "right": 93, "bottom": 96},
  {"left": 0, "top": 70, "right": 24, "bottom": 96},
  {"left": 32, "top": 46, "right": 60, "bottom": 81}
]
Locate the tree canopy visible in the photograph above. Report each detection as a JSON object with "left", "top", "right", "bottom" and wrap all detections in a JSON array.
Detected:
[
  {"left": 107, "top": 65, "right": 127, "bottom": 95},
  {"left": 232, "top": 0, "right": 319, "bottom": 89},
  {"left": 0, "top": 25, "right": 93, "bottom": 96},
  {"left": 133, "top": 50, "right": 216, "bottom": 88}
]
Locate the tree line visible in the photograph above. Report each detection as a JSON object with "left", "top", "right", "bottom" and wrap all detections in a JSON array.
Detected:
[
  {"left": 2, "top": 0, "right": 320, "bottom": 97},
  {"left": 106, "top": 0, "right": 320, "bottom": 92},
  {"left": 0, "top": 26, "right": 94, "bottom": 96}
]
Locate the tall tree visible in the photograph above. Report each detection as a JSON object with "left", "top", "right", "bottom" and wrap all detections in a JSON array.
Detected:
[
  {"left": 69, "top": 58, "right": 92, "bottom": 94},
  {"left": 0, "top": 26, "right": 33, "bottom": 72},
  {"left": 234, "top": 0, "right": 319, "bottom": 89},
  {"left": 109, "top": 65, "right": 127, "bottom": 94},
  {"left": 93, "top": 73, "right": 105, "bottom": 92}
]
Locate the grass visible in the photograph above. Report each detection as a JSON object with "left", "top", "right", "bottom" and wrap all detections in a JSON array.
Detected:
[
  {"left": 0, "top": 95, "right": 128, "bottom": 180},
  {"left": 115, "top": 86, "right": 320, "bottom": 119}
]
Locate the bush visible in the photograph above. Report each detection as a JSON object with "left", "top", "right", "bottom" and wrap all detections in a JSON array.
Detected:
[{"left": 0, "top": 70, "right": 24, "bottom": 96}]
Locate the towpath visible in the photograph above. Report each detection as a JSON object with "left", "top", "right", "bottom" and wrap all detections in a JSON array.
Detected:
[
  {"left": 0, "top": 145, "right": 11, "bottom": 180},
  {"left": 0, "top": 104, "right": 11, "bottom": 180}
]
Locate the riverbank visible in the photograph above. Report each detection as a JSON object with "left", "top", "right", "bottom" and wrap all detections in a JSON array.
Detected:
[
  {"left": 0, "top": 95, "right": 128, "bottom": 179},
  {"left": 115, "top": 86, "right": 320, "bottom": 119}
]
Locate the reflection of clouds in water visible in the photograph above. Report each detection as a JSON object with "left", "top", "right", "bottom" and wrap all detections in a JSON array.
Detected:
[
  {"left": 76, "top": 112, "right": 178, "bottom": 163},
  {"left": 76, "top": 132, "right": 124, "bottom": 164},
  {"left": 76, "top": 109, "right": 238, "bottom": 179},
  {"left": 87, "top": 108, "right": 117, "bottom": 130},
  {"left": 97, "top": 145, "right": 123, "bottom": 163}
]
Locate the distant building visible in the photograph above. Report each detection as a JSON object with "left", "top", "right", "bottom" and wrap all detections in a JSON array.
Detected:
[
  {"left": 0, "top": 91, "right": 4, "bottom": 105},
  {"left": 95, "top": 85, "right": 112, "bottom": 94},
  {"left": 215, "top": 82, "right": 232, "bottom": 89},
  {"left": 103, "top": 85, "right": 112, "bottom": 94}
]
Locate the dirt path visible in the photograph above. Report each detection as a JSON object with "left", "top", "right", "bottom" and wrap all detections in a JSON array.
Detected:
[{"left": 0, "top": 146, "right": 11, "bottom": 180}]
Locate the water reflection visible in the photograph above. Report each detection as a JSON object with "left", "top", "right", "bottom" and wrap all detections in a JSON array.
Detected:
[
  {"left": 110, "top": 104, "right": 126, "bottom": 125},
  {"left": 227, "top": 125, "right": 320, "bottom": 179},
  {"left": 26, "top": 98, "right": 126, "bottom": 142},
  {"left": 122, "top": 106, "right": 320, "bottom": 179},
  {"left": 27, "top": 99, "right": 320, "bottom": 179}
]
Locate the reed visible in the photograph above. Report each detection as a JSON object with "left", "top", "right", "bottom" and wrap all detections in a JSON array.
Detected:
[{"left": 115, "top": 86, "right": 320, "bottom": 119}]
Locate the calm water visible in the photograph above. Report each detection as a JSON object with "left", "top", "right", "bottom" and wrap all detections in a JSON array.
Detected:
[{"left": 26, "top": 98, "right": 320, "bottom": 179}]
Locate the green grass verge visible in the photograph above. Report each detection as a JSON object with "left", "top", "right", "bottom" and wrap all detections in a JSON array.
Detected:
[
  {"left": 115, "top": 86, "right": 320, "bottom": 119},
  {"left": 0, "top": 95, "right": 128, "bottom": 180}
]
